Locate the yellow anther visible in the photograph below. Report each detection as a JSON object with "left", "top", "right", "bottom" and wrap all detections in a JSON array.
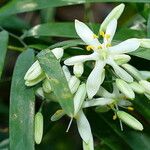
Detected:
[
  {"left": 127, "top": 107, "right": 134, "bottom": 111},
  {"left": 86, "top": 45, "right": 94, "bottom": 51},
  {"left": 98, "top": 45, "right": 103, "bottom": 49},
  {"left": 113, "top": 114, "right": 117, "bottom": 120},
  {"left": 100, "top": 31, "right": 105, "bottom": 37},
  {"left": 93, "top": 34, "right": 98, "bottom": 39},
  {"left": 106, "top": 43, "right": 111, "bottom": 47},
  {"left": 105, "top": 34, "right": 110, "bottom": 40}
]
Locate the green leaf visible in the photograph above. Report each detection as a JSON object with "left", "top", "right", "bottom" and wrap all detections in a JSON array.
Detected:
[
  {"left": 0, "top": 0, "right": 149, "bottom": 17},
  {"left": 9, "top": 49, "right": 35, "bottom": 150},
  {"left": 130, "top": 47, "right": 150, "bottom": 60},
  {"left": 37, "top": 49, "right": 74, "bottom": 117},
  {"left": 0, "top": 31, "right": 9, "bottom": 78}
]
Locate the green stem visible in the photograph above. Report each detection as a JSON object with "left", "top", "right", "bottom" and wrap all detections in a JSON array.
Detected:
[{"left": 8, "top": 45, "right": 25, "bottom": 52}]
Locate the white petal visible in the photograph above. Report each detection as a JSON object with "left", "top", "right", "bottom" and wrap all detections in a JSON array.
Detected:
[
  {"left": 100, "top": 3, "right": 125, "bottom": 32},
  {"left": 104, "top": 19, "right": 117, "bottom": 44},
  {"left": 86, "top": 61, "right": 106, "bottom": 99},
  {"left": 97, "top": 86, "right": 113, "bottom": 98},
  {"left": 83, "top": 136, "right": 94, "bottom": 150},
  {"left": 62, "top": 65, "right": 71, "bottom": 82},
  {"left": 82, "top": 98, "right": 114, "bottom": 108},
  {"left": 76, "top": 110, "right": 92, "bottom": 143},
  {"left": 74, "top": 83, "right": 86, "bottom": 115},
  {"left": 75, "top": 19, "right": 100, "bottom": 47},
  {"left": 109, "top": 38, "right": 140, "bottom": 54},
  {"left": 107, "top": 58, "right": 133, "bottom": 82},
  {"left": 64, "top": 53, "right": 98, "bottom": 66}
]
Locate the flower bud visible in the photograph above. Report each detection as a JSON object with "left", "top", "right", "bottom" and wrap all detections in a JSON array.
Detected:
[
  {"left": 140, "top": 39, "right": 150, "bottom": 48},
  {"left": 129, "top": 82, "right": 145, "bottom": 94},
  {"left": 25, "top": 73, "right": 45, "bottom": 86},
  {"left": 42, "top": 79, "right": 52, "bottom": 93},
  {"left": 51, "top": 109, "right": 65, "bottom": 121},
  {"left": 113, "top": 54, "right": 131, "bottom": 65},
  {"left": 34, "top": 112, "right": 43, "bottom": 144},
  {"left": 62, "top": 65, "right": 71, "bottom": 82},
  {"left": 74, "top": 83, "right": 86, "bottom": 115},
  {"left": 139, "top": 80, "right": 150, "bottom": 94},
  {"left": 140, "top": 71, "right": 150, "bottom": 80},
  {"left": 117, "top": 111, "right": 143, "bottom": 131},
  {"left": 24, "top": 60, "right": 43, "bottom": 81},
  {"left": 52, "top": 47, "right": 64, "bottom": 59},
  {"left": 122, "top": 64, "right": 142, "bottom": 81},
  {"left": 100, "top": 3, "right": 125, "bottom": 32},
  {"left": 116, "top": 79, "right": 135, "bottom": 99},
  {"left": 73, "top": 63, "right": 84, "bottom": 77},
  {"left": 36, "top": 87, "right": 45, "bottom": 99},
  {"left": 69, "top": 76, "right": 80, "bottom": 94}
]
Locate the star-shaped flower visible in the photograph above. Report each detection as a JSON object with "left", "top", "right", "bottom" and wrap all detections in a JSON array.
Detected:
[{"left": 64, "top": 4, "right": 141, "bottom": 99}]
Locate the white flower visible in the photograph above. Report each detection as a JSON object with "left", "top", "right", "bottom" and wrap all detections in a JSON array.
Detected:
[{"left": 64, "top": 18, "right": 140, "bottom": 99}]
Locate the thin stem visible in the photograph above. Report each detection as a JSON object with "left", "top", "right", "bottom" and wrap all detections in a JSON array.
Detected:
[
  {"left": 8, "top": 45, "right": 25, "bottom": 52},
  {"left": 0, "top": 26, "right": 27, "bottom": 48},
  {"left": 66, "top": 117, "right": 73, "bottom": 132}
]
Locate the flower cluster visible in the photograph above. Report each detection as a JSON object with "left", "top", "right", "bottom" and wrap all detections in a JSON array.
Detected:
[{"left": 24, "top": 3, "right": 150, "bottom": 150}]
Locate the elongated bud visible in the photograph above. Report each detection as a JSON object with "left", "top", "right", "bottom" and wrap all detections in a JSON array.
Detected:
[
  {"left": 116, "top": 79, "right": 135, "bottom": 99},
  {"left": 113, "top": 54, "right": 131, "bottom": 65},
  {"left": 62, "top": 65, "right": 71, "bottom": 82},
  {"left": 52, "top": 47, "right": 64, "bottom": 59},
  {"left": 122, "top": 64, "right": 142, "bottom": 81},
  {"left": 36, "top": 87, "right": 45, "bottom": 99},
  {"left": 100, "top": 3, "right": 125, "bottom": 32},
  {"left": 51, "top": 109, "right": 65, "bottom": 121},
  {"left": 117, "top": 111, "right": 143, "bottom": 131},
  {"left": 42, "top": 79, "right": 52, "bottom": 93},
  {"left": 74, "top": 83, "right": 86, "bottom": 115},
  {"left": 73, "top": 63, "right": 84, "bottom": 77},
  {"left": 129, "top": 82, "right": 145, "bottom": 94},
  {"left": 69, "top": 76, "right": 80, "bottom": 94},
  {"left": 140, "top": 39, "right": 150, "bottom": 48},
  {"left": 24, "top": 60, "right": 43, "bottom": 81},
  {"left": 34, "top": 112, "right": 43, "bottom": 144},
  {"left": 25, "top": 73, "right": 45, "bottom": 86},
  {"left": 140, "top": 71, "right": 150, "bottom": 80},
  {"left": 139, "top": 80, "right": 150, "bottom": 94}
]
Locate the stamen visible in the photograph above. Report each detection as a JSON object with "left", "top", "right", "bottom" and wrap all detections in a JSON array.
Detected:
[
  {"left": 98, "top": 45, "right": 103, "bottom": 49},
  {"left": 105, "top": 34, "right": 110, "bottom": 40},
  {"left": 127, "top": 107, "right": 134, "bottom": 111},
  {"left": 86, "top": 45, "right": 94, "bottom": 51},
  {"left": 106, "top": 43, "right": 111, "bottom": 47},
  {"left": 100, "top": 31, "right": 105, "bottom": 38},
  {"left": 93, "top": 34, "right": 98, "bottom": 39},
  {"left": 113, "top": 114, "right": 117, "bottom": 120}
]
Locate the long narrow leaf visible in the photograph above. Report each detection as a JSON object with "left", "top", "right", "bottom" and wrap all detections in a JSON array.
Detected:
[
  {"left": 0, "top": 31, "right": 8, "bottom": 78},
  {"left": 37, "top": 49, "right": 74, "bottom": 117},
  {"left": 9, "top": 49, "right": 35, "bottom": 150}
]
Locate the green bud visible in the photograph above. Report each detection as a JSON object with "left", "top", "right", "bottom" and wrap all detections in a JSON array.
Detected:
[
  {"left": 122, "top": 64, "right": 142, "bottom": 81},
  {"left": 116, "top": 79, "right": 135, "bottom": 99},
  {"left": 140, "top": 39, "right": 150, "bottom": 48},
  {"left": 36, "top": 87, "right": 45, "bottom": 99},
  {"left": 117, "top": 111, "right": 143, "bottom": 131},
  {"left": 69, "top": 76, "right": 80, "bottom": 94},
  {"left": 51, "top": 109, "right": 65, "bottom": 121},
  {"left": 130, "top": 82, "right": 145, "bottom": 94},
  {"left": 139, "top": 80, "right": 150, "bottom": 94},
  {"left": 25, "top": 73, "right": 45, "bottom": 86},
  {"left": 100, "top": 3, "right": 125, "bottom": 32},
  {"left": 52, "top": 47, "right": 64, "bottom": 59},
  {"left": 73, "top": 63, "right": 84, "bottom": 77},
  {"left": 42, "top": 79, "right": 52, "bottom": 93},
  {"left": 62, "top": 65, "right": 71, "bottom": 82},
  {"left": 74, "top": 83, "right": 86, "bottom": 115},
  {"left": 95, "top": 105, "right": 110, "bottom": 113},
  {"left": 140, "top": 71, "right": 150, "bottom": 80},
  {"left": 34, "top": 112, "right": 43, "bottom": 144},
  {"left": 114, "top": 54, "right": 131, "bottom": 65},
  {"left": 24, "top": 60, "right": 43, "bottom": 81}
]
